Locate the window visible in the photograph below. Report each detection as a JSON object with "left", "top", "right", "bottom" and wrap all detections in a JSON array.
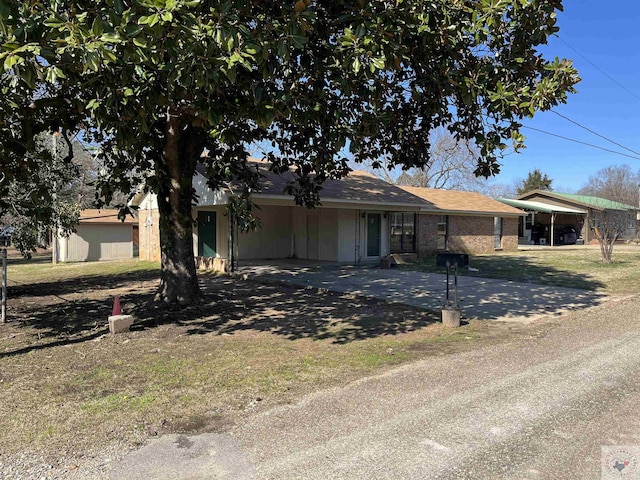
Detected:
[
  {"left": 437, "top": 215, "right": 448, "bottom": 250},
  {"left": 520, "top": 213, "right": 533, "bottom": 237},
  {"left": 518, "top": 217, "right": 523, "bottom": 238},
  {"left": 525, "top": 213, "right": 533, "bottom": 230},
  {"left": 494, "top": 217, "right": 503, "bottom": 249},
  {"left": 390, "top": 213, "right": 416, "bottom": 253}
]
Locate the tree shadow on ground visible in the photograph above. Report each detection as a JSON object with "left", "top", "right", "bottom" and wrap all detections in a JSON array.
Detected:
[
  {"left": 7, "top": 269, "right": 161, "bottom": 298},
  {"left": 135, "top": 276, "right": 437, "bottom": 344},
  {"left": 1, "top": 273, "right": 438, "bottom": 358}
]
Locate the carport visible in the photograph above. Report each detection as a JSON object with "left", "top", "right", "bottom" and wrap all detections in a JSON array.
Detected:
[{"left": 498, "top": 198, "right": 586, "bottom": 246}]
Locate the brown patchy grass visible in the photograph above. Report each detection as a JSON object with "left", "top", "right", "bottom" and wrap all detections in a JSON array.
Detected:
[{"left": 0, "top": 255, "right": 525, "bottom": 458}]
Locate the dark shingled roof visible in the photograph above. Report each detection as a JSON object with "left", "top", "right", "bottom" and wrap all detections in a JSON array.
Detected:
[{"left": 197, "top": 161, "right": 430, "bottom": 207}]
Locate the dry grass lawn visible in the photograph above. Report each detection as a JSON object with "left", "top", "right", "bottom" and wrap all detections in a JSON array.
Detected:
[{"left": 0, "top": 252, "right": 532, "bottom": 461}]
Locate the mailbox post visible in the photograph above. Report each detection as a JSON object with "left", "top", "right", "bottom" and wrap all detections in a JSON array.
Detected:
[{"left": 436, "top": 253, "right": 468, "bottom": 327}]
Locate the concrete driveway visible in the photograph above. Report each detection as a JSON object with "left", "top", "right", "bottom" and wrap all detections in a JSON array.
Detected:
[{"left": 238, "top": 262, "right": 606, "bottom": 324}]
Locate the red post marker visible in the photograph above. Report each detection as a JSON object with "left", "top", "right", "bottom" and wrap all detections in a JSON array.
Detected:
[{"left": 112, "top": 296, "right": 121, "bottom": 316}]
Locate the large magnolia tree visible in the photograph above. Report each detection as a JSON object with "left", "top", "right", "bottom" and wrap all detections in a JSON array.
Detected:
[{"left": 0, "top": 1, "right": 579, "bottom": 305}]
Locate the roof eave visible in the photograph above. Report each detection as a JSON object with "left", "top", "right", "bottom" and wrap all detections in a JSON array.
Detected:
[
  {"left": 251, "top": 193, "right": 426, "bottom": 209},
  {"left": 418, "top": 207, "right": 523, "bottom": 217}
]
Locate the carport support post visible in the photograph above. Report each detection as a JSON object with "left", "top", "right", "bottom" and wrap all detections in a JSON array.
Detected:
[
  {"left": 1, "top": 248, "right": 6, "bottom": 323},
  {"left": 551, "top": 213, "right": 556, "bottom": 247}
]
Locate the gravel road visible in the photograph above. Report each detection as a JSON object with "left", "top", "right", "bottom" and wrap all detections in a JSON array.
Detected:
[{"left": 229, "top": 294, "right": 640, "bottom": 480}]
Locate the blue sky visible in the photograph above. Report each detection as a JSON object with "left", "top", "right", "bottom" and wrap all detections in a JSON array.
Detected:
[{"left": 493, "top": 2, "right": 640, "bottom": 193}]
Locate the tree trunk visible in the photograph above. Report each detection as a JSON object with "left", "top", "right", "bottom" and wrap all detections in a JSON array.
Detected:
[
  {"left": 598, "top": 232, "right": 616, "bottom": 263},
  {"left": 155, "top": 112, "right": 205, "bottom": 305}
]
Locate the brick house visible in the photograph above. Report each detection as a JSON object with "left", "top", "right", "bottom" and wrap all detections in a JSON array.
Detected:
[
  {"left": 132, "top": 163, "right": 524, "bottom": 270},
  {"left": 400, "top": 187, "right": 523, "bottom": 255}
]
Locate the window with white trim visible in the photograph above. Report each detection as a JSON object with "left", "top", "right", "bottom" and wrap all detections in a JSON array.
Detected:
[{"left": 493, "top": 217, "right": 503, "bottom": 248}]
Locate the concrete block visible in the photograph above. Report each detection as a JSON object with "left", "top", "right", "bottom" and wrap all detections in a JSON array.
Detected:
[
  {"left": 108, "top": 314, "right": 134, "bottom": 334},
  {"left": 441, "top": 308, "right": 461, "bottom": 328}
]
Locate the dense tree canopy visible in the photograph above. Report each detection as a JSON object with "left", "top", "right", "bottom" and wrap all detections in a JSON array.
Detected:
[
  {"left": 0, "top": 0, "right": 580, "bottom": 304},
  {"left": 0, "top": 134, "right": 81, "bottom": 255},
  {"left": 516, "top": 168, "right": 553, "bottom": 195}
]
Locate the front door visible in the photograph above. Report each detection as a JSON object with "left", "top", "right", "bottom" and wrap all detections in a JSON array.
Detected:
[
  {"left": 197, "top": 211, "right": 216, "bottom": 257},
  {"left": 367, "top": 213, "right": 381, "bottom": 257}
]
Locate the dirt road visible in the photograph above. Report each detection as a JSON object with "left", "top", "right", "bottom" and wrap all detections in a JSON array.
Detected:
[{"left": 110, "top": 293, "right": 640, "bottom": 479}]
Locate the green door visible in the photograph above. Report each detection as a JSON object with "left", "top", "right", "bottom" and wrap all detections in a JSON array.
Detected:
[
  {"left": 197, "top": 211, "right": 216, "bottom": 257},
  {"left": 367, "top": 213, "right": 381, "bottom": 257}
]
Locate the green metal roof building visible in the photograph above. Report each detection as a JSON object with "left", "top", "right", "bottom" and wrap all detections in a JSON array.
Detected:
[{"left": 497, "top": 190, "right": 638, "bottom": 246}]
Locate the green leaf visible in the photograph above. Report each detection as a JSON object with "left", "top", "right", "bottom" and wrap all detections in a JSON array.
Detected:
[
  {"left": 133, "top": 36, "right": 147, "bottom": 48},
  {"left": 352, "top": 57, "right": 361, "bottom": 74},
  {"left": 86, "top": 98, "right": 100, "bottom": 110},
  {"left": 291, "top": 35, "right": 307, "bottom": 49},
  {"left": 44, "top": 17, "right": 65, "bottom": 28},
  {"left": 244, "top": 44, "right": 259, "bottom": 56},
  {"left": 102, "top": 48, "right": 117, "bottom": 63},
  {"left": 101, "top": 33, "right": 121, "bottom": 43},
  {"left": 92, "top": 17, "right": 104, "bottom": 36},
  {"left": 3, "top": 54, "right": 22, "bottom": 71},
  {"left": 370, "top": 56, "right": 386, "bottom": 70},
  {"left": 225, "top": 67, "right": 236, "bottom": 82},
  {"left": 85, "top": 52, "right": 100, "bottom": 72},
  {"left": 21, "top": 67, "right": 35, "bottom": 89},
  {"left": 138, "top": 14, "right": 159, "bottom": 26}
]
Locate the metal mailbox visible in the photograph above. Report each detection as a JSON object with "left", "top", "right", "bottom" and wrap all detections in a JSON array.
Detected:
[
  {"left": 0, "top": 227, "right": 13, "bottom": 248},
  {"left": 435, "top": 253, "right": 469, "bottom": 268}
]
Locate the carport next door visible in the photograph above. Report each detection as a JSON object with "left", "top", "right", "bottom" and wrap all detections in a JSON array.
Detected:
[
  {"left": 198, "top": 211, "right": 216, "bottom": 257},
  {"left": 367, "top": 213, "right": 381, "bottom": 257}
]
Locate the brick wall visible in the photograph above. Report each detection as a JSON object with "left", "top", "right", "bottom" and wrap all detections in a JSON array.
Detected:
[
  {"left": 417, "top": 214, "right": 519, "bottom": 256},
  {"left": 416, "top": 214, "right": 439, "bottom": 255},
  {"left": 502, "top": 217, "right": 519, "bottom": 251},
  {"left": 138, "top": 209, "right": 161, "bottom": 262}
]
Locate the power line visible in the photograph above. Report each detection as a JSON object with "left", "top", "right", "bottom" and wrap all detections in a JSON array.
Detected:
[
  {"left": 550, "top": 110, "right": 640, "bottom": 157},
  {"left": 553, "top": 34, "right": 640, "bottom": 103},
  {"left": 521, "top": 125, "right": 640, "bottom": 161}
]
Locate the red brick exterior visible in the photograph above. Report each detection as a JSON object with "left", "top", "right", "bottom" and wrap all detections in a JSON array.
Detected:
[
  {"left": 417, "top": 214, "right": 518, "bottom": 256},
  {"left": 416, "top": 214, "right": 440, "bottom": 254}
]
